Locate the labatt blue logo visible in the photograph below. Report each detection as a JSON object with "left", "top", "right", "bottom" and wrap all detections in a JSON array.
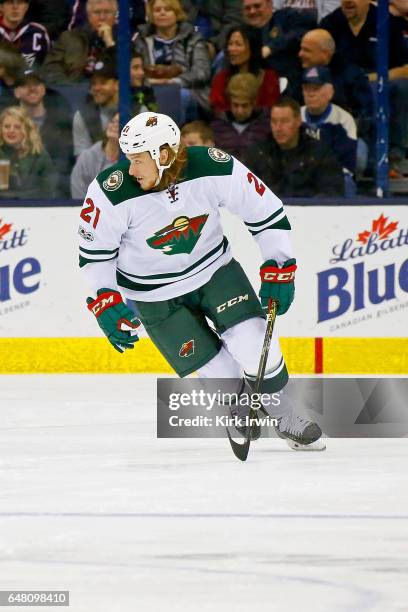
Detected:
[
  {"left": 0, "top": 218, "right": 41, "bottom": 302},
  {"left": 318, "top": 214, "right": 408, "bottom": 322}
]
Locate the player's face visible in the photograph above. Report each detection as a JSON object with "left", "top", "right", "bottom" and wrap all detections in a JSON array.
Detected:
[
  {"left": 227, "top": 32, "right": 251, "bottom": 68},
  {"left": 242, "top": 0, "right": 272, "bottom": 28},
  {"left": 2, "top": 0, "right": 29, "bottom": 27},
  {"left": 130, "top": 57, "right": 145, "bottom": 87},
  {"left": 1, "top": 115, "right": 25, "bottom": 148},
  {"left": 299, "top": 35, "right": 328, "bottom": 68},
  {"left": 14, "top": 79, "right": 46, "bottom": 106},
  {"left": 270, "top": 106, "right": 302, "bottom": 149},
  {"left": 151, "top": 0, "right": 178, "bottom": 30},
  {"left": 87, "top": 0, "right": 117, "bottom": 30},
  {"left": 230, "top": 97, "right": 254, "bottom": 122},
  {"left": 302, "top": 83, "right": 333, "bottom": 114},
  {"left": 90, "top": 76, "right": 118, "bottom": 105},
  {"left": 127, "top": 152, "right": 159, "bottom": 190}
]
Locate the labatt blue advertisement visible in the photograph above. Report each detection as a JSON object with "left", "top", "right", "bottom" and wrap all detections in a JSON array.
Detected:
[{"left": 315, "top": 209, "right": 408, "bottom": 335}]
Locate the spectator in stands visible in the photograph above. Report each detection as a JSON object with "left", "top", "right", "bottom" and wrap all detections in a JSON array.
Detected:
[
  {"left": 184, "top": 0, "right": 243, "bottom": 56},
  {"left": 133, "top": 0, "right": 211, "bottom": 122},
  {"left": 273, "top": 0, "right": 340, "bottom": 23},
  {"left": 14, "top": 69, "right": 73, "bottom": 196},
  {"left": 241, "top": 0, "right": 316, "bottom": 88},
  {"left": 26, "top": 0, "right": 70, "bottom": 41},
  {"left": 180, "top": 120, "right": 214, "bottom": 146},
  {"left": 321, "top": 0, "right": 408, "bottom": 174},
  {"left": 67, "top": 0, "right": 143, "bottom": 31},
  {"left": 71, "top": 112, "right": 119, "bottom": 198},
  {"left": 298, "top": 29, "right": 373, "bottom": 142},
  {"left": 390, "top": 0, "right": 408, "bottom": 51},
  {"left": 301, "top": 66, "right": 357, "bottom": 175},
  {"left": 211, "top": 72, "right": 270, "bottom": 160},
  {"left": 72, "top": 57, "right": 118, "bottom": 156},
  {"left": 0, "top": 0, "right": 50, "bottom": 68},
  {"left": 0, "top": 105, "right": 57, "bottom": 198},
  {"left": 242, "top": 97, "right": 344, "bottom": 196},
  {"left": 210, "top": 25, "right": 280, "bottom": 115},
  {"left": 42, "top": 0, "right": 118, "bottom": 83},
  {"left": 130, "top": 51, "right": 158, "bottom": 112},
  {"left": 0, "top": 42, "right": 26, "bottom": 110}
]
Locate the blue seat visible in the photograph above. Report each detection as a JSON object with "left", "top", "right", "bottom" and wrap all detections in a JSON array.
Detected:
[{"left": 152, "top": 84, "right": 182, "bottom": 124}]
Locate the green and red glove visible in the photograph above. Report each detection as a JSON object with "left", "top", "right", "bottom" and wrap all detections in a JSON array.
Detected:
[
  {"left": 86, "top": 288, "right": 141, "bottom": 353},
  {"left": 259, "top": 259, "right": 297, "bottom": 315}
]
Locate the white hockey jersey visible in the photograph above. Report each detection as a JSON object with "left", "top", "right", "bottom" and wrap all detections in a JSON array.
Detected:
[{"left": 78, "top": 146, "right": 294, "bottom": 302}]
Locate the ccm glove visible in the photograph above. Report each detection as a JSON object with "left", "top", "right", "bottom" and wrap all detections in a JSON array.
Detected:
[
  {"left": 86, "top": 288, "right": 141, "bottom": 353},
  {"left": 259, "top": 259, "right": 297, "bottom": 315}
]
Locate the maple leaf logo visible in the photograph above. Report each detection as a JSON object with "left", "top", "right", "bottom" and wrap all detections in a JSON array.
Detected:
[
  {"left": 357, "top": 214, "right": 398, "bottom": 245},
  {"left": 0, "top": 218, "right": 12, "bottom": 240}
]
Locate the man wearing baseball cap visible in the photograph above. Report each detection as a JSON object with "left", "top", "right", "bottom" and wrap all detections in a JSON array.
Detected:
[
  {"left": 14, "top": 68, "right": 73, "bottom": 195},
  {"left": 301, "top": 65, "right": 358, "bottom": 176},
  {"left": 72, "top": 58, "right": 118, "bottom": 156}
]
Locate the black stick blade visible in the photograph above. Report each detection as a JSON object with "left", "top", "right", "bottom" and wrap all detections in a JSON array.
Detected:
[{"left": 226, "top": 426, "right": 251, "bottom": 461}]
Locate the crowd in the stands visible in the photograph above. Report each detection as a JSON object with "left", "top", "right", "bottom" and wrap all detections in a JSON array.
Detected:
[{"left": 0, "top": 0, "right": 406, "bottom": 199}]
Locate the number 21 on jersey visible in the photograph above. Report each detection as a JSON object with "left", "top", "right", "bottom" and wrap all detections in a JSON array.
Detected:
[{"left": 80, "top": 198, "right": 101, "bottom": 229}]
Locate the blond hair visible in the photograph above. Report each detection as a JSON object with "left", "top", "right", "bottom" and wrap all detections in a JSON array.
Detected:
[
  {"left": 155, "top": 144, "right": 188, "bottom": 191},
  {"left": 146, "top": 0, "right": 187, "bottom": 23},
  {"left": 0, "top": 106, "right": 43, "bottom": 157},
  {"left": 226, "top": 72, "right": 260, "bottom": 102}
]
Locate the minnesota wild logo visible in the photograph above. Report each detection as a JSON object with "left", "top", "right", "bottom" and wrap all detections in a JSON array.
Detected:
[
  {"left": 179, "top": 339, "right": 194, "bottom": 358},
  {"left": 146, "top": 214, "right": 208, "bottom": 255}
]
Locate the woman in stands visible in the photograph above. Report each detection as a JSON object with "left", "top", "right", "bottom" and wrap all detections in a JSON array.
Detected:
[
  {"left": 133, "top": 0, "right": 211, "bottom": 122},
  {"left": 0, "top": 106, "right": 58, "bottom": 199},
  {"left": 210, "top": 25, "right": 280, "bottom": 115}
]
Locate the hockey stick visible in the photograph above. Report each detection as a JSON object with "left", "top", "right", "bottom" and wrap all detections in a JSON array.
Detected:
[{"left": 226, "top": 299, "right": 278, "bottom": 461}]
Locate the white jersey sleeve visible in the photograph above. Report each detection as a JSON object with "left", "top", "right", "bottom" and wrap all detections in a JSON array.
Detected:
[
  {"left": 217, "top": 156, "right": 294, "bottom": 265},
  {"left": 78, "top": 178, "right": 128, "bottom": 294}
]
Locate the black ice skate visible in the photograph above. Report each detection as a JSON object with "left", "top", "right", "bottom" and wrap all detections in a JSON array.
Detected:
[{"left": 274, "top": 412, "right": 323, "bottom": 448}]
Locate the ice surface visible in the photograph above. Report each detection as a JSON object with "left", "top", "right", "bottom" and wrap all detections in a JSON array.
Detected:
[{"left": 0, "top": 375, "right": 407, "bottom": 612}]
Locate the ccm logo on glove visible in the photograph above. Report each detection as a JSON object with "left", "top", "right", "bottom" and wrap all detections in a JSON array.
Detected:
[
  {"left": 87, "top": 291, "right": 122, "bottom": 316},
  {"left": 260, "top": 264, "right": 297, "bottom": 283},
  {"left": 259, "top": 259, "right": 297, "bottom": 315}
]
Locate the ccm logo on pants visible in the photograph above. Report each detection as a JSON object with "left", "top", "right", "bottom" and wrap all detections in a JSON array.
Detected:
[{"left": 216, "top": 294, "right": 249, "bottom": 313}]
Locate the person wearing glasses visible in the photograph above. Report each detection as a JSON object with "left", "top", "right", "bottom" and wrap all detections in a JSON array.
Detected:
[{"left": 42, "top": 0, "right": 119, "bottom": 84}]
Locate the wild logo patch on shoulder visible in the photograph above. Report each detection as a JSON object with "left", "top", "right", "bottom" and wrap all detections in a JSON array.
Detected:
[
  {"left": 208, "top": 147, "right": 231, "bottom": 163},
  {"left": 103, "top": 170, "right": 123, "bottom": 191}
]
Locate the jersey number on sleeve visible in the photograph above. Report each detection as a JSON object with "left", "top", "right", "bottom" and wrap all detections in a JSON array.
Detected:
[
  {"left": 247, "top": 172, "right": 265, "bottom": 197},
  {"left": 80, "top": 197, "right": 101, "bottom": 229}
]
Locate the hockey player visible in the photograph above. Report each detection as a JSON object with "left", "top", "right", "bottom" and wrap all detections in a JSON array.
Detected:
[{"left": 78, "top": 111, "right": 324, "bottom": 450}]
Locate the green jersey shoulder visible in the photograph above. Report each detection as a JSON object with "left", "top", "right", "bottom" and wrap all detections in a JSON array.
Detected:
[
  {"left": 181, "top": 146, "right": 234, "bottom": 183},
  {"left": 95, "top": 146, "right": 234, "bottom": 205},
  {"left": 96, "top": 160, "right": 144, "bottom": 205}
]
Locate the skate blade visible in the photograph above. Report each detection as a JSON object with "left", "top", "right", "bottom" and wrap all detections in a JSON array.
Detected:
[{"left": 286, "top": 439, "right": 326, "bottom": 451}]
